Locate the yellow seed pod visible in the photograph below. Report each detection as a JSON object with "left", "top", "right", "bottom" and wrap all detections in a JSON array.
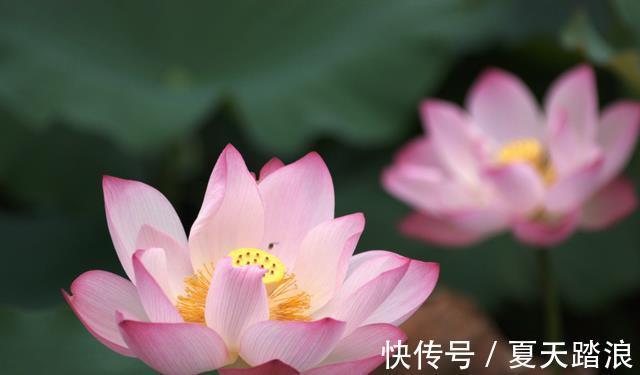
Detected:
[{"left": 227, "top": 247, "right": 286, "bottom": 285}]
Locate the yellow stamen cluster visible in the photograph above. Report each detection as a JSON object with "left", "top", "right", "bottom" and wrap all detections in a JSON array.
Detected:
[
  {"left": 496, "top": 138, "right": 556, "bottom": 184},
  {"left": 176, "top": 248, "right": 310, "bottom": 324},
  {"left": 268, "top": 274, "right": 311, "bottom": 321},
  {"left": 176, "top": 263, "right": 214, "bottom": 324}
]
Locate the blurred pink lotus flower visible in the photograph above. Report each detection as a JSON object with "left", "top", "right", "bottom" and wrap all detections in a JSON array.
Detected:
[
  {"left": 64, "top": 144, "right": 439, "bottom": 375},
  {"left": 384, "top": 65, "right": 639, "bottom": 247}
]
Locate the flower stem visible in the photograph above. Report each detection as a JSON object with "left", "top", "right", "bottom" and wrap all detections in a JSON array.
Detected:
[{"left": 536, "top": 248, "right": 563, "bottom": 374}]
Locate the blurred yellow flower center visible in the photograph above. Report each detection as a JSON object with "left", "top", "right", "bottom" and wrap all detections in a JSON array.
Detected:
[
  {"left": 176, "top": 247, "right": 310, "bottom": 324},
  {"left": 496, "top": 138, "right": 555, "bottom": 184}
]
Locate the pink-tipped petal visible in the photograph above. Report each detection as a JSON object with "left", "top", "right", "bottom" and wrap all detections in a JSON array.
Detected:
[
  {"left": 383, "top": 163, "right": 476, "bottom": 212},
  {"left": 63, "top": 271, "right": 147, "bottom": 356},
  {"left": 205, "top": 258, "right": 269, "bottom": 352},
  {"left": 258, "top": 158, "right": 285, "bottom": 181},
  {"left": 333, "top": 252, "right": 409, "bottom": 303},
  {"left": 393, "top": 136, "right": 444, "bottom": 169},
  {"left": 400, "top": 208, "right": 507, "bottom": 247},
  {"left": 307, "top": 324, "right": 406, "bottom": 374},
  {"left": 399, "top": 211, "right": 488, "bottom": 247},
  {"left": 385, "top": 136, "right": 491, "bottom": 213},
  {"left": 363, "top": 254, "right": 439, "bottom": 326},
  {"left": 420, "top": 100, "right": 485, "bottom": 183},
  {"left": 103, "top": 176, "right": 187, "bottom": 281},
  {"left": 239, "top": 318, "right": 346, "bottom": 371},
  {"left": 219, "top": 360, "right": 298, "bottom": 375},
  {"left": 597, "top": 101, "right": 640, "bottom": 183},
  {"left": 293, "top": 213, "right": 365, "bottom": 312},
  {"left": 441, "top": 206, "right": 508, "bottom": 234},
  {"left": 119, "top": 319, "right": 230, "bottom": 375},
  {"left": 132, "top": 246, "right": 171, "bottom": 302},
  {"left": 136, "top": 225, "right": 192, "bottom": 300},
  {"left": 189, "top": 144, "right": 265, "bottom": 270},
  {"left": 467, "top": 68, "right": 542, "bottom": 145},
  {"left": 544, "top": 65, "right": 598, "bottom": 143},
  {"left": 484, "top": 163, "right": 545, "bottom": 216},
  {"left": 581, "top": 177, "right": 638, "bottom": 230},
  {"left": 258, "top": 152, "right": 334, "bottom": 267},
  {"left": 133, "top": 249, "right": 183, "bottom": 323},
  {"left": 513, "top": 210, "right": 580, "bottom": 247},
  {"left": 547, "top": 109, "right": 599, "bottom": 176},
  {"left": 545, "top": 155, "right": 604, "bottom": 214},
  {"left": 314, "top": 253, "right": 409, "bottom": 334},
  {"left": 322, "top": 323, "right": 406, "bottom": 365}
]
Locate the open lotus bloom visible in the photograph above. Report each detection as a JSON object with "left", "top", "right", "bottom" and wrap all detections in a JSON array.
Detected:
[
  {"left": 64, "top": 144, "right": 439, "bottom": 375},
  {"left": 384, "top": 65, "right": 639, "bottom": 247}
]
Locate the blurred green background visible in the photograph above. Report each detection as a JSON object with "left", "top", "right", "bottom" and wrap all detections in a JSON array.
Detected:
[{"left": 1, "top": 0, "right": 639, "bottom": 373}]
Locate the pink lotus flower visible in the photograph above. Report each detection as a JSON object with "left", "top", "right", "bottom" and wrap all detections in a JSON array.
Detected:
[
  {"left": 64, "top": 145, "right": 439, "bottom": 375},
  {"left": 383, "top": 65, "right": 639, "bottom": 247}
]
